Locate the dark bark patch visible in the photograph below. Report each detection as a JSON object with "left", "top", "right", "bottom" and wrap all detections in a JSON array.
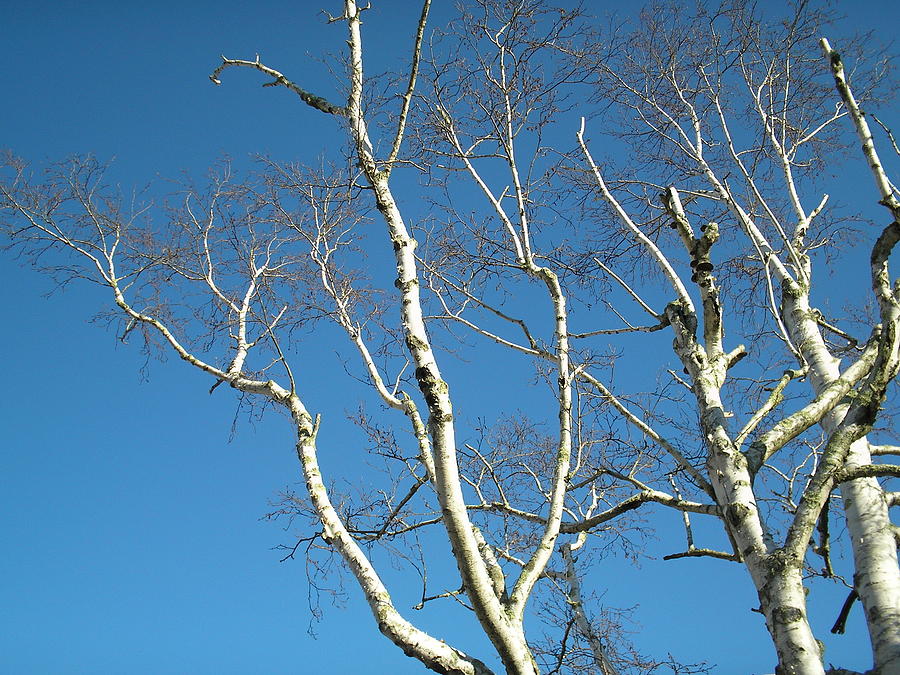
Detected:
[{"left": 772, "top": 605, "right": 804, "bottom": 624}]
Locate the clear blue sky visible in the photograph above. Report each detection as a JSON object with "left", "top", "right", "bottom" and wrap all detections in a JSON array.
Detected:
[{"left": 2, "top": 1, "right": 898, "bottom": 673}]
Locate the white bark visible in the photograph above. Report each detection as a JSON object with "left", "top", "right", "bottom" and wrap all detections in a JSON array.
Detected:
[
  {"left": 797, "top": 40, "right": 900, "bottom": 674},
  {"left": 342, "top": 3, "right": 538, "bottom": 672},
  {"left": 784, "top": 290, "right": 900, "bottom": 675},
  {"left": 757, "top": 565, "right": 825, "bottom": 675},
  {"left": 665, "top": 303, "right": 826, "bottom": 675},
  {"left": 286, "top": 395, "right": 493, "bottom": 675}
]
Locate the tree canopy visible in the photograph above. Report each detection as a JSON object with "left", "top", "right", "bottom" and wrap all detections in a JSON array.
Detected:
[{"left": 3, "top": 2, "right": 900, "bottom": 673}]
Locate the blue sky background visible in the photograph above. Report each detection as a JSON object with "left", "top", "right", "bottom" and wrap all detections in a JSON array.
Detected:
[{"left": 2, "top": 1, "right": 899, "bottom": 673}]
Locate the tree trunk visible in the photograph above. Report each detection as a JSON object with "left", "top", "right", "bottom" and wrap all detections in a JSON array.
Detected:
[
  {"left": 784, "top": 292, "right": 900, "bottom": 674},
  {"left": 757, "top": 556, "right": 825, "bottom": 675},
  {"left": 666, "top": 301, "right": 825, "bottom": 675}
]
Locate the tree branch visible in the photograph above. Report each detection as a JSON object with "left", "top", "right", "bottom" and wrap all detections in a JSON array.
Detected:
[{"left": 210, "top": 55, "right": 346, "bottom": 116}]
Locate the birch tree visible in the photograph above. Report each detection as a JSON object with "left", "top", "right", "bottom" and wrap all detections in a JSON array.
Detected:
[
  {"left": 566, "top": 4, "right": 900, "bottom": 674},
  {"left": 2, "top": 2, "right": 899, "bottom": 674}
]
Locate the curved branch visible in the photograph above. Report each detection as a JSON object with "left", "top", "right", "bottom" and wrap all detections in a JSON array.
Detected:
[
  {"left": 561, "top": 490, "right": 719, "bottom": 534},
  {"left": 210, "top": 55, "right": 346, "bottom": 116}
]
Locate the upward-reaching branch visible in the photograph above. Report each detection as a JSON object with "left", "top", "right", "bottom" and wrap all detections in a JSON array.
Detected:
[{"left": 385, "top": 0, "right": 432, "bottom": 171}]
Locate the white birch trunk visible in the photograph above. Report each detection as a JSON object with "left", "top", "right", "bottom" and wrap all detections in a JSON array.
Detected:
[
  {"left": 757, "top": 565, "right": 825, "bottom": 675},
  {"left": 285, "top": 395, "right": 493, "bottom": 675},
  {"left": 784, "top": 292, "right": 900, "bottom": 674},
  {"left": 341, "top": 5, "right": 538, "bottom": 671},
  {"left": 665, "top": 302, "right": 826, "bottom": 675}
]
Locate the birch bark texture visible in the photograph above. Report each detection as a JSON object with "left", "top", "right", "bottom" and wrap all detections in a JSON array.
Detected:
[{"left": 2, "top": 2, "right": 900, "bottom": 674}]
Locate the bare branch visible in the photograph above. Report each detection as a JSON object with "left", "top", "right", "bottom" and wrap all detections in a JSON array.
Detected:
[{"left": 210, "top": 56, "right": 346, "bottom": 115}]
